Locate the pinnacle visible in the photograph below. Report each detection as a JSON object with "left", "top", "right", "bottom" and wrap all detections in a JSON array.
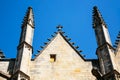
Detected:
[
  {"left": 93, "top": 6, "right": 101, "bottom": 17},
  {"left": 92, "top": 6, "right": 107, "bottom": 28},
  {"left": 93, "top": 6, "right": 98, "bottom": 11},
  {"left": 28, "top": 6, "right": 32, "bottom": 9},
  {"left": 22, "top": 6, "right": 34, "bottom": 28}
]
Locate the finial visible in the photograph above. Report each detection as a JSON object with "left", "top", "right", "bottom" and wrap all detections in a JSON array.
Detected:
[
  {"left": 93, "top": 6, "right": 101, "bottom": 17},
  {"left": 22, "top": 6, "right": 34, "bottom": 28},
  {"left": 92, "top": 6, "right": 107, "bottom": 28},
  {"left": 56, "top": 25, "right": 63, "bottom": 31},
  {"left": 28, "top": 6, "right": 32, "bottom": 10},
  {"left": 93, "top": 6, "right": 98, "bottom": 10}
]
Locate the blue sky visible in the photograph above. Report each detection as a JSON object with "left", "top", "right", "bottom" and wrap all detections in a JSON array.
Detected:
[{"left": 0, "top": 0, "right": 120, "bottom": 59}]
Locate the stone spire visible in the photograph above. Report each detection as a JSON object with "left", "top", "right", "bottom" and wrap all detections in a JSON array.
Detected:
[
  {"left": 93, "top": 6, "right": 107, "bottom": 28},
  {"left": 13, "top": 7, "right": 35, "bottom": 80},
  {"left": 19, "top": 7, "right": 35, "bottom": 45},
  {"left": 22, "top": 7, "right": 34, "bottom": 28},
  {"left": 92, "top": 6, "right": 112, "bottom": 46},
  {"left": 92, "top": 6, "right": 117, "bottom": 76}
]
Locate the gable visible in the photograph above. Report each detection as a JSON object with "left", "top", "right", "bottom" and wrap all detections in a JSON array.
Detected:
[
  {"left": 34, "top": 32, "right": 84, "bottom": 61},
  {"left": 30, "top": 32, "right": 95, "bottom": 80}
]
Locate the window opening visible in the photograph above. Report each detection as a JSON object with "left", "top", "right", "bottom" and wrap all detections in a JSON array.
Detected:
[{"left": 50, "top": 54, "right": 56, "bottom": 62}]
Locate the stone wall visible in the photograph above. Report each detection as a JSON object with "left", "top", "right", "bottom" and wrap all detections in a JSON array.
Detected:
[
  {"left": 0, "top": 76, "right": 7, "bottom": 80},
  {"left": 115, "top": 43, "right": 120, "bottom": 72},
  {"left": 30, "top": 33, "right": 96, "bottom": 80},
  {"left": 0, "top": 59, "right": 15, "bottom": 79}
]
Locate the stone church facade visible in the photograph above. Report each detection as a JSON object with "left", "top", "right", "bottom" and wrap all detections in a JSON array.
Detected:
[{"left": 0, "top": 6, "right": 120, "bottom": 80}]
